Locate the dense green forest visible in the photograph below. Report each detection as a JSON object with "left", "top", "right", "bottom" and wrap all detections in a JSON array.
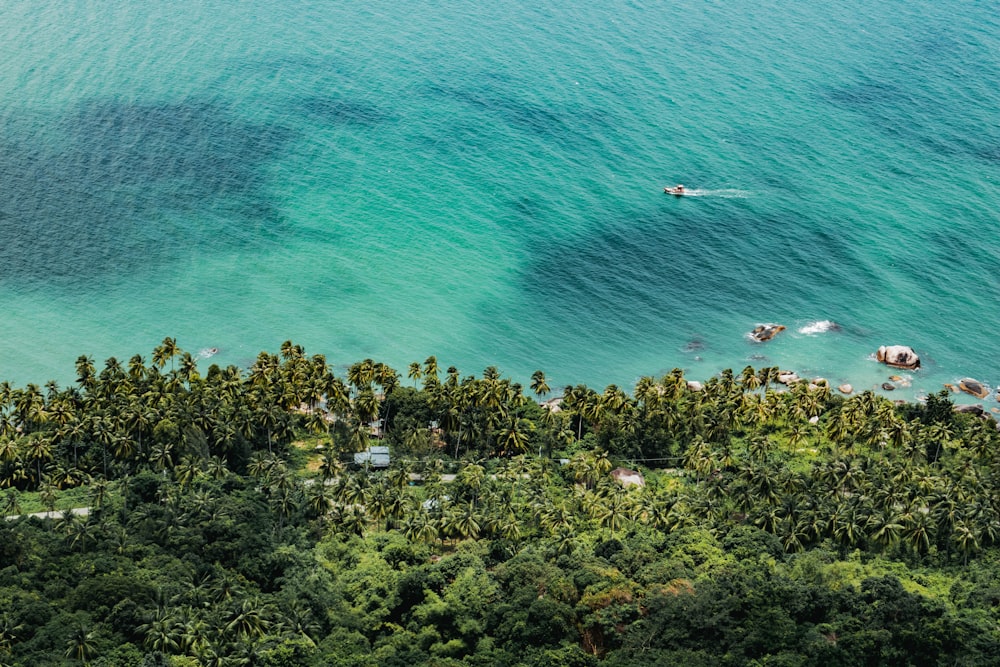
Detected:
[{"left": 2, "top": 339, "right": 1000, "bottom": 666}]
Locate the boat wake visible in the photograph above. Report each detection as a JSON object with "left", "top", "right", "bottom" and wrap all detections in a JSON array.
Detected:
[
  {"left": 197, "top": 347, "right": 220, "bottom": 359},
  {"left": 681, "top": 189, "right": 752, "bottom": 198}
]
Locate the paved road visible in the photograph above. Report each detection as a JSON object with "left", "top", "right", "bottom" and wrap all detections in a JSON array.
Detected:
[{"left": 5, "top": 507, "right": 90, "bottom": 521}]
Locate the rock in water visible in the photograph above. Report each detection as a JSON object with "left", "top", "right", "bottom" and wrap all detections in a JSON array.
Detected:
[
  {"left": 750, "top": 324, "right": 786, "bottom": 342},
  {"left": 838, "top": 384, "right": 853, "bottom": 395},
  {"left": 882, "top": 382, "right": 896, "bottom": 391},
  {"left": 876, "top": 345, "right": 920, "bottom": 370},
  {"left": 959, "top": 378, "right": 989, "bottom": 399},
  {"left": 777, "top": 372, "right": 800, "bottom": 385}
]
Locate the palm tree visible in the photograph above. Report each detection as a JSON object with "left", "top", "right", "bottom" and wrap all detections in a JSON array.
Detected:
[
  {"left": 446, "top": 502, "right": 482, "bottom": 541},
  {"left": 178, "top": 351, "right": 200, "bottom": 384},
  {"left": 499, "top": 417, "right": 532, "bottom": 456},
  {"left": 903, "top": 509, "right": 934, "bottom": 554},
  {"left": 347, "top": 359, "right": 375, "bottom": 394},
  {"left": 339, "top": 505, "right": 367, "bottom": 537},
  {"left": 24, "top": 434, "right": 53, "bottom": 487},
  {"left": 306, "top": 483, "right": 333, "bottom": 519},
  {"left": 0, "top": 438, "right": 17, "bottom": 465},
  {"left": 0, "top": 613, "right": 24, "bottom": 656},
  {"left": 354, "top": 389, "right": 380, "bottom": 427},
  {"left": 539, "top": 501, "right": 575, "bottom": 536},
  {"left": 280, "top": 339, "right": 303, "bottom": 361},
  {"left": 66, "top": 515, "right": 96, "bottom": 553},
  {"left": 152, "top": 337, "right": 180, "bottom": 372},
  {"left": 867, "top": 509, "right": 905, "bottom": 549},
  {"left": 530, "top": 371, "right": 551, "bottom": 399},
  {"left": 140, "top": 608, "right": 182, "bottom": 653},
  {"left": 75, "top": 355, "right": 96, "bottom": 392},
  {"left": 402, "top": 512, "right": 437, "bottom": 543},
  {"left": 952, "top": 520, "right": 981, "bottom": 564},
  {"left": 407, "top": 362, "right": 423, "bottom": 388},
  {"left": 179, "top": 617, "right": 212, "bottom": 656},
  {"left": 596, "top": 491, "right": 632, "bottom": 538},
  {"left": 150, "top": 442, "right": 174, "bottom": 473},
  {"left": 266, "top": 485, "right": 297, "bottom": 533},
  {"left": 563, "top": 384, "right": 597, "bottom": 441},
  {"left": 748, "top": 434, "right": 773, "bottom": 462},
  {"left": 65, "top": 625, "right": 98, "bottom": 664},
  {"left": 740, "top": 365, "right": 762, "bottom": 393},
  {"left": 175, "top": 456, "right": 202, "bottom": 489},
  {"left": 225, "top": 598, "right": 270, "bottom": 640},
  {"left": 422, "top": 356, "right": 440, "bottom": 388},
  {"left": 757, "top": 366, "right": 778, "bottom": 394}
]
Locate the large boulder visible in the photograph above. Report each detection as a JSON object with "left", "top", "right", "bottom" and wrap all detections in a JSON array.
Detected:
[
  {"left": 876, "top": 345, "right": 920, "bottom": 370},
  {"left": 959, "top": 378, "right": 989, "bottom": 399},
  {"left": 611, "top": 467, "right": 645, "bottom": 488},
  {"left": 838, "top": 384, "right": 854, "bottom": 395},
  {"left": 777, "top": 372, "right": 800, "bottom": 385},
  {"left": 750, "top": 324, "right": 786, "bottom": 342}
]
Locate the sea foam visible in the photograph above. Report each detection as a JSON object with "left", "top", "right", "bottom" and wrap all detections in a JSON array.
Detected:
[{"left": 798, "top": 321, "right": 840, "bottom": 335}]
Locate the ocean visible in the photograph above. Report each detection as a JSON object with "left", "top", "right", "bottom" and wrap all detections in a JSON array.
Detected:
[{"left": 1, "top": 0, "right": 999, "bottom": 403}]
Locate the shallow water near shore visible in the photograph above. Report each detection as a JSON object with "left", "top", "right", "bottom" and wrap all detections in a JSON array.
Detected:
[{"left": 1, "top": 0, "right": 999, "bottom": 404}]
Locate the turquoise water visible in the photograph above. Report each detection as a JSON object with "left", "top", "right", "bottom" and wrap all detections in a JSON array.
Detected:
[{"left": 1, "top": 0, "right": 999, "bottom": 402}]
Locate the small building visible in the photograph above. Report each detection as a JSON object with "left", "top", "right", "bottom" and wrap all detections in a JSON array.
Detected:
[{"left": 354, "top": 445, "right": 390, "bottom": 469}]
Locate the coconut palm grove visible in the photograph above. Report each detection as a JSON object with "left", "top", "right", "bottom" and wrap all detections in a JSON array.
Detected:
[{"left": 2, "top": 339, "right": 1000, "bottom": 666}]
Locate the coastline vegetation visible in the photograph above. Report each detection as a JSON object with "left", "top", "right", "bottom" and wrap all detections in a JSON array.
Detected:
[{"left": 2, "top": 339, "right": 1000, "bottom": 665}]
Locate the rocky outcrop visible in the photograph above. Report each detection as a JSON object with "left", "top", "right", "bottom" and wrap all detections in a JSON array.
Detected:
[
  {"left": 959, "top": 378, "right": 989, "bottom": 399},
  {"left": 838, "top": 384, "right": 854, "bottom": 395},
  {"left": 777, "top": 372, "right": 800, "bottom": 385},
  {"left": 955, "top": 404, "right": 985, "bottom": 416},
  {"left": 876, "top": 345, "right": 920, "bottom": 370},
  {"left": 881, "top": 382, "right": 896, "bottom": 391},
  {"left": 750, "top": 324, "right": 786, "bottom": 342},
  {"left": 541, "top": 397, "right": 563, "bottom": 413},
  {"left": 611, "top": 467, "right": 645, "bottom": 488}
]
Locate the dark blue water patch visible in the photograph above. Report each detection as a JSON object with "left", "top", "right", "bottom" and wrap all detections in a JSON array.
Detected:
[
  {"left": 64, "top": 100, "right": 291, "bottom": 190},
  {"left": 824, "top": 78, "right": 910, "bottom": 111},
  {"left": 294, "top": 96, "right": 391, "bottom": 126},
  {"left": 512, "top": 202, "right": 877, "bottom": 345},
  {"left": 917, "top": 227, "right": 1000, "bottom": 295},
  {"left": 820, "top": 23, "right": 1000, "bottom": 168},
  {"left": 825, "top": 80, "right": 1000, "bottom": 167},
  {"left": 423, "top": 80, "right": 614, "bottom": 145},
  {"left": 0, "top": 99, "right": 294, "bottom": 286},
  {"left": 972, "top": 144, "right": 1000, "bottom": 163},
  {"left": 510, "top": 196, "right": 547, "bottom": 220},
  {"left": 426, "top": 82, "right": 565, "bottom": 135}
]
